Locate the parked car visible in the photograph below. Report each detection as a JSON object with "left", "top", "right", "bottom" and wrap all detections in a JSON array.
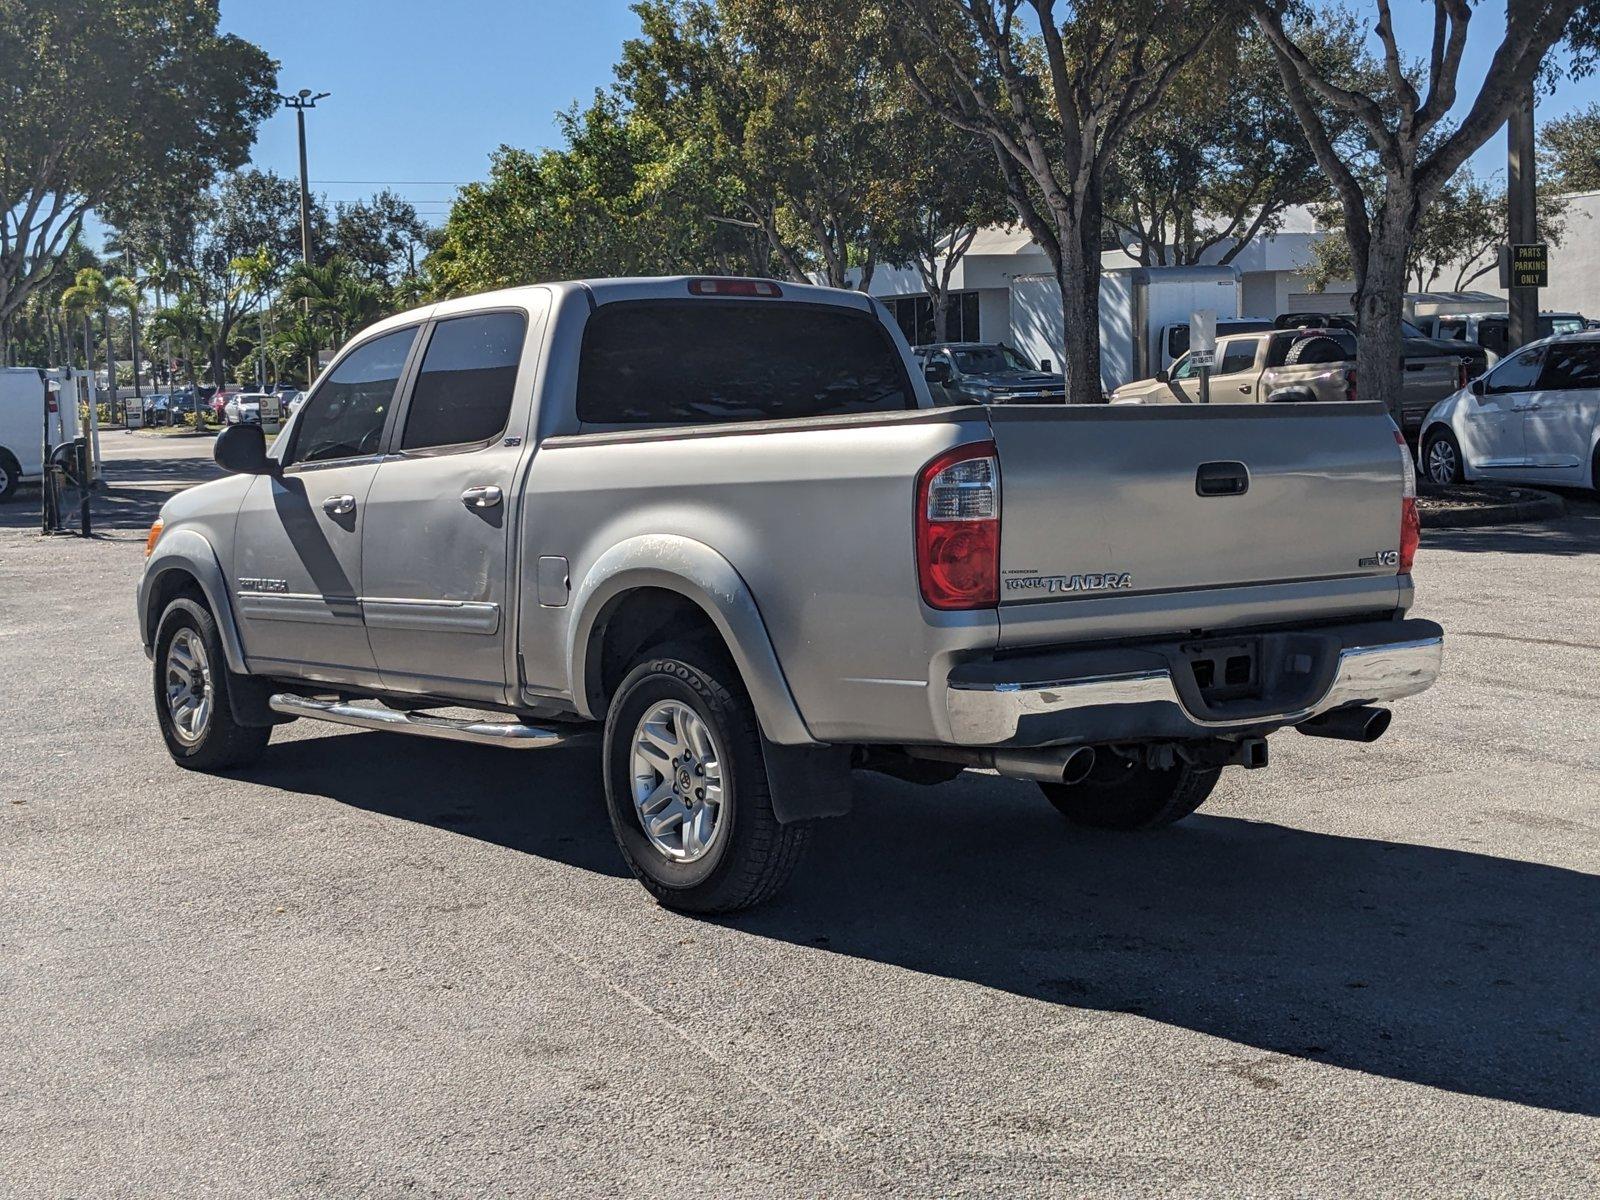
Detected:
[
  {"left": 1420, "top": 310, "right": 1586, "bottom": 362},
  {"left": 1112, "top": 325, "right": 1478, "bottom": 433},
  {"left": 1418, "top": 330, "right": 1600, "bottom": 491},
  {"left": 912, "top": 342, "right": 1066, "bottom": 405},
  {"left": 224, "top": 393, "right": 265, "bottom": 425},
  {"left": 137, "top": 276, "right": 1441, "bottom": 913},
  {"left": 143, "top": 393, "right": 172, "bottom": 425}
]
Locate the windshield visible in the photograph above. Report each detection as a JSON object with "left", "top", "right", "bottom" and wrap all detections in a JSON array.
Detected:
[
  {"left": 952, "top": 345, "right": 1033, "bottom": 374},
  {"left": 1400, "top": 319, "right": 1427, "bottom": 339}
]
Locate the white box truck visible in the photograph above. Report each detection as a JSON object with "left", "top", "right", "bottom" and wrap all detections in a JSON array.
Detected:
[
  {"left": 0, "top": 366, "right": 83, "bottom": 501},
  {"left": 1010, "top": 266, "right": 1256, "bottom": 397}
]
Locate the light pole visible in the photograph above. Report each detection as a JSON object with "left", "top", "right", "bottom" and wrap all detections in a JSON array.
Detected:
[{"left": 279, "top": 88, "right": 329, "bottom": 385}]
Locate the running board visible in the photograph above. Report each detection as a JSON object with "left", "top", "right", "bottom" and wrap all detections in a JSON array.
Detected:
[{"left": 267, "top": 694, "right": 594, "bottom": 750}]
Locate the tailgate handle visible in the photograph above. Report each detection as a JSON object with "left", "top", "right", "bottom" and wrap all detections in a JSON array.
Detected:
[{"left": 1196, "top": 461, "right": 1249, "bottom": 497}]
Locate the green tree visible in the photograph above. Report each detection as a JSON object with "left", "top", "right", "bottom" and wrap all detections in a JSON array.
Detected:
[
  {"left": 175, "top": 170, "right": 313, "bottom": 386},
  {"left": 1106, "top": 11, "right": 1381, "bottom": 267},
  {"left": 1304, "top": 168, "right": 1571, "bottom": 295},
  {"left": 107, "top": 275, "right": 144, "bottom": 395},
  {"left": 1539, "top": 101, "right": 1600, "bottom": 192},
  {"left": 332, "top": 190, "right": 431, "bottom": 284},
  {"left": 876, "top": 104, "right": 1009, "bottom": 340},
  {"left": 0, "top": 0, "right": 277, "bottom": 330},
  {"left": 1246, "top": 0, "right": 1591, "bottom": 422},
  {"left": 621, "top": 0, "right": 904, "bottom": 288},
  {"left": 148, "top": 297, "right": 209, "bottom": 392},
  {"left": 429, "top": 93, "right": 746, "bottom": 296},
  {"left": 886, "top": 0, "right": 1239, "bottom": 403},
  {"left": 60, "top": 268, "right": 111, "bottom": 373}
]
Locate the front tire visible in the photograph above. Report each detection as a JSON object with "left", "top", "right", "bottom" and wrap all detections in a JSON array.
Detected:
[
  {"left": 1039, "top": 754, "right": 1221, "bottom": 830},
  {"left": 1422, "top": 427, "right": 1463, "bottom": 486},
  {"left": 602, "top": 649, "right": 809, "bottom": 914},
  {"left": 153, "top": 598, "right": 270, "bottom": 770}
]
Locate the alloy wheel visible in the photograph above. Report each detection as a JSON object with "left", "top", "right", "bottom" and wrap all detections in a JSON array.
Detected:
[
  {"left": 630, "top": 699, "right": 726, "bottom": 863},
  {"left": 164, "top": 627, "right": 213, "bottom": 746}
]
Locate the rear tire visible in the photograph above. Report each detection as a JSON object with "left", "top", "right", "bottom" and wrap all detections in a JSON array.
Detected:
[
  {"left": 153, "top": 598, "right": 270, "bottom": 770},
  {"left": 602, "top": 647, "right": 809, "bottom": 914},
  {"left": 0, "top": 449, "right": 19, "bottom": 501},
  {"left": 1039, "top": 754, "right": 1221, "bottom": 830},
  {"left": 1422, "top": 427, "right": 1463, "bottom": 486}
]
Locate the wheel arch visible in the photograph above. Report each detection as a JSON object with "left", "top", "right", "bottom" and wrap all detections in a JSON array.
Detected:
[
  {"left": 139, "top": 529, "right": 249, "bottom": 674},
  {"left": 567, "top": 535, "right": 816, "bottom": 747}
]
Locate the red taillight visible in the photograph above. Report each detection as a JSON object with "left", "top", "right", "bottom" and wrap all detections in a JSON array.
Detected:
[
  {"left": 687, "top": 278, "right": 782, "bottom": 297},
  {"left": 1395, "top": 429, "right": 1419, "bottom": 574},
  {"left": 47, "top": 396, "right": 58, "bottom": 413},
  {"left": 1345, "top": 368, "right": 1357, "bottom": 403},
  {"left": 1457, "top": 360, "right": 1469, "bottom": 389},
  {"left": 916, "top": 442, "right": 1000, "bottom": 610}
]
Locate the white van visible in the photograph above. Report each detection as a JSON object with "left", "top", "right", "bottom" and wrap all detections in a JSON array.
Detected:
[{"left": 0, "top": 366, "right": 82, "bottom": 500}]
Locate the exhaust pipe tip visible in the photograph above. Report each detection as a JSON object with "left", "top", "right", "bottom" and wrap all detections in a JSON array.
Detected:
[
  {"left": 1359, "top": 707, "right": 1393, "bottom": 742},
  {"left": 1296, "top": 705, "right": 1393, "bottom": 744},
  {"left": 1060, "top": 745, "right": 1097, "bottom": 786}
]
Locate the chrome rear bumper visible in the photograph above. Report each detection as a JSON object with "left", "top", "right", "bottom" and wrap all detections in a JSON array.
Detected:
[{"left": 944, "top": 619, "right": 1442, "bottom": 746}]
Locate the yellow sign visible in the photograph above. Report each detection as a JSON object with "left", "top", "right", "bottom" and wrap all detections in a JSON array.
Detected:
[{"left": 1510, "top": 242, "right": 1548, "bottom": 288}]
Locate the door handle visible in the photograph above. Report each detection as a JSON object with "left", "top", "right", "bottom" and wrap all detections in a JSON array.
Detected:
[
  {"left": 1238, "top": 385, "right": 1252, "bottom": 394},
  {"left": 1196, "top": 461, "right": 1249, "bottom": 497},
  {"left": 461, "top": 485, "right": 503, "bottom": 508},
  {"left": 1512, "top": 403, "right": 1541, "bottom": 412},
  {"left": 322, "top": 494, "right": 356, "bottom": 516}
]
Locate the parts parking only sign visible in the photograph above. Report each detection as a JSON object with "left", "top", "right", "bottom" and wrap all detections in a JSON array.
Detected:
[{"left": 1499, "top": 243, "right": 1549, "bottom": 288}]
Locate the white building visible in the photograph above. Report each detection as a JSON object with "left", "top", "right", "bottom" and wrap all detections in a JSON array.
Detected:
[{"left": 859, "top": 193, "right": 1598, "bottom": 355}]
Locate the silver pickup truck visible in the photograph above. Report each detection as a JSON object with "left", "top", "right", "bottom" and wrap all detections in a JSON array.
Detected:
[{"left": 137, "top": 277, "right": 1442, "bottom": 913}]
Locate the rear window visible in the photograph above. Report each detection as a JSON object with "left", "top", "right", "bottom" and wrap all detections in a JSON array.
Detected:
[{"left": 576, "top": 300, "right": 914, "bottom": 424}]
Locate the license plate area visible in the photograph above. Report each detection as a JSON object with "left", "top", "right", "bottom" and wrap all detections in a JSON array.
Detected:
[{"left": 1181, "top": 639, "right": 1261, "bottom": 705}]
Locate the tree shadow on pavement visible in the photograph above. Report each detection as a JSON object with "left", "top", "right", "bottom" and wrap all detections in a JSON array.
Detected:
[
  {"left": 0, "top": 455, "right": 222, "bottom": 534},
  {"left": 1424, "top": 490, "right": 1600, "bottom": 557},
  {"left": 247, "top": 730, "right": 1599, "bottom": 1117}
]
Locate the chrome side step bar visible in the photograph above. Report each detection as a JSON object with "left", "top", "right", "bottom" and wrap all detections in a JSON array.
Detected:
[{"left": 267, "top": 694, "right": 594, "bottom": 750}]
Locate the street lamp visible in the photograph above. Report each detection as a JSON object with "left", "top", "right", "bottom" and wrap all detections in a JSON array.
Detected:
[{"left": 279, "top": 89, "right": 330, "bottom": 385}]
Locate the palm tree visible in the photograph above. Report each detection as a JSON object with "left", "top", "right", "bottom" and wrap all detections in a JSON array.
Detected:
[
  {"left": 148, "top": 298, "right": 209, "bottom": 410},
  {"left": 108, "top": 275, "right": 143, "bottom": 399},
  {"left": 336, "top": 277, "right": 389, "bottom": 337}
]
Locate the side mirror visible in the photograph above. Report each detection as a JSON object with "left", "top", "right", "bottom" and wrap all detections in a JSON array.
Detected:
[
  {"left": 923, "top": 361, "right": 952, "bottom": 385},
  {"left": 1155, "top": 369, "right": 1170, "bottom": 383},
  {"left": 1469, "top": 378, "right": 1487, "bottom": 397},
  {"left": 214, "top": 422, "right": 279, "bottom": 476}
]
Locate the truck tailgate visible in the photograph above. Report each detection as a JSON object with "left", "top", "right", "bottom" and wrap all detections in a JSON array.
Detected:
[{"left": 985, "top": 403, "right": 1406, "bottom": 645}]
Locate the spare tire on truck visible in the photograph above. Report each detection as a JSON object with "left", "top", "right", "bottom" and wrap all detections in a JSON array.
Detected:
[{"left": 1282, "top": 334, "right": 1349, "bottom": 365}]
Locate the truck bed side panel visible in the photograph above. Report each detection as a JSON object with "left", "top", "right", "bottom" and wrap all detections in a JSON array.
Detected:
[{"left": 520, "top": 410, "right": 997, "bottom": 743}]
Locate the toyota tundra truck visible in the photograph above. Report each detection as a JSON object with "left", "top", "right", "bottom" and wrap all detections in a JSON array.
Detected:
[{"left": 136, "top": 277, "right": 1442, "bottom": 913}]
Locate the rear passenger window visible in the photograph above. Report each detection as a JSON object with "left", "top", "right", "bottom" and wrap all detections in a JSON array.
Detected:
[
  {"left": 576, "top": 301, "right": 914, "bottom": 424},
  {"left": 1218, "top": 339, "right": 1259, "bottom": 375},
  {"left": 401, "top": 312, "right": 525, "bottom": 450},
  {"left": 1537, "top": 342, "right": 1600, "bottom": 391}
]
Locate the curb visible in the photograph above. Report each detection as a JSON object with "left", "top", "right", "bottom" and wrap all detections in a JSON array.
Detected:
[{"left": 1418, "top": 486, "right": 1565, "bottom": 529}]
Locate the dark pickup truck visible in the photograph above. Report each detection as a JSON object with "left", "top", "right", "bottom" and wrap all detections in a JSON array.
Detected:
[{"left": 912, "top": 342, "right": 1066, "bottom": 405}]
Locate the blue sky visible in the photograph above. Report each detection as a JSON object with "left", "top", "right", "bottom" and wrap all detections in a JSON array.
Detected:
[
  {"left": 217, "top": 0, "right": 647, "bottom": 224},
  {"left": 120, "top": 1, "right": 1600, "bottom": 245}
]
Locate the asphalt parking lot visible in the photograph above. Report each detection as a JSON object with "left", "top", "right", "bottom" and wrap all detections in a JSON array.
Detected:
[{"left": 2, "top": 434, "right": 1597, "bottom": 1198}]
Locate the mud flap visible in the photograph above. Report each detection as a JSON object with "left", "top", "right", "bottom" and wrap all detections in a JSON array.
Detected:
[{"left": 761, "top": 738, "right": 853, "bottom": 824}]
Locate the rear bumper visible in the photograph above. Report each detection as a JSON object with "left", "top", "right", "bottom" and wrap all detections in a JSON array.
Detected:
[{"left": 943, "top": 618, "right": 1442, "bottom": 746}]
